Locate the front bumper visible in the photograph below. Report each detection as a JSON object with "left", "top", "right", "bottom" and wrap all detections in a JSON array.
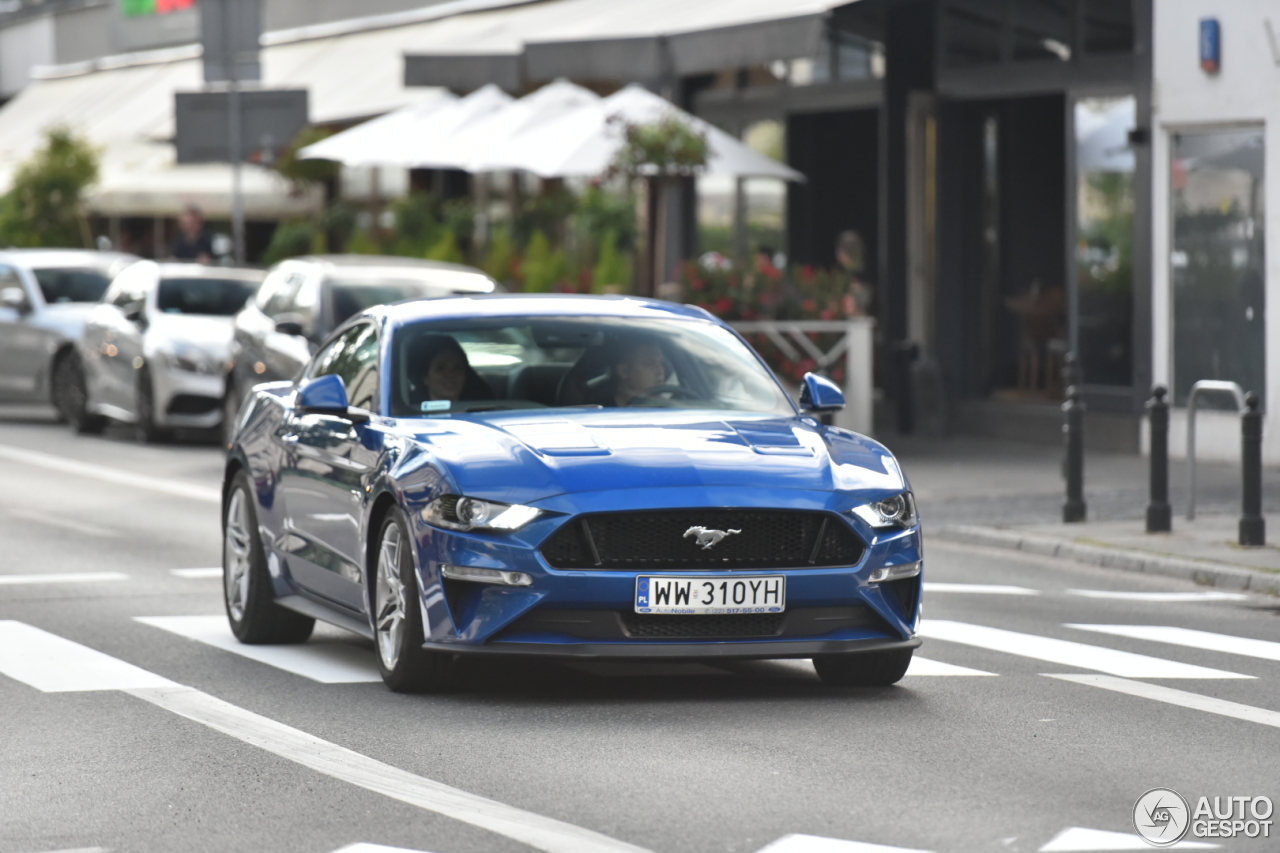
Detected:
[
  {"left": 421, "top": 635, "right": 922, "bottom": 659},
  {"left": 153, "top": 366, "right": 226, "bottom": 428},
  {"left": 414, "top": 492, "right": 923, "bottom": 654}
]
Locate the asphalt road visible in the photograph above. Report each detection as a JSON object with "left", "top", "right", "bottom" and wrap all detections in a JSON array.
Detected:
[{"left": 1, "top": 408, "right": 1278, "bottom": 853}]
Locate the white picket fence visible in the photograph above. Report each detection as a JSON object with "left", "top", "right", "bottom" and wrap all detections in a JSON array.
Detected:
[{"left": 732, "top": 318, "right": 875, "bottom": 436}]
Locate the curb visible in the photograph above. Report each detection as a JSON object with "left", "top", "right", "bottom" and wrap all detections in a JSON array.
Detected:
[{"left": 934, "top": 524, "right": 1280, "bottom": 597}]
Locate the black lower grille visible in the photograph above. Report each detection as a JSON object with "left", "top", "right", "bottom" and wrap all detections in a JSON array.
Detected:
[
  {"left": 541, "top": 509, "right": 864, "bottom": 570},
  {"left": 167, "top": 394, "right": 219, "bottom": 416},
  {"left": 621, "top": 612, "right": 784, "bottom": 639}
]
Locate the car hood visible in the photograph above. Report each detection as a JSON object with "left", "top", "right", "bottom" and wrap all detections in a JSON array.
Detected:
[
  {"left": 34, "top": 302, "right": 96, "bottom": 340},
  {"left": 397, "top": 409, "right": 906, "bottom": 505},
  {"left": 145, "top": 313, "right": 234, "bottom": 356}
]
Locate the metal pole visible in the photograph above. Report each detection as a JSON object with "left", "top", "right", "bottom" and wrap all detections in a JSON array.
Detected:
[
  {"left": 1146, "top": 385, "right": 1171, "bottom": 532},
  {"left": 1239, "top": 391, "right": 1265, "bottom": 546},
  {"left": 225, "top": 0, "right": 245, "bottom": 265},
  {"left": 1063, "top": 382, "right": 1086, "bottom": 523}
]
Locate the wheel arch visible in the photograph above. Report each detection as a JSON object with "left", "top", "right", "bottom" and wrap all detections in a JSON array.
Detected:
[{"left": 365, "top": 488, "right": 407, "bottom": 616}]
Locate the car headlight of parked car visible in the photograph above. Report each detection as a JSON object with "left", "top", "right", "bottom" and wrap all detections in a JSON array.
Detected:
[
  {"left": 850, "top": 491, "right": 918, "bottom": 529},
  {"left": 422, "top": 495, "right": 543, "bottom": 532},
  {"left": 162, "top": 344, "right": 220, "bottom": 375}
]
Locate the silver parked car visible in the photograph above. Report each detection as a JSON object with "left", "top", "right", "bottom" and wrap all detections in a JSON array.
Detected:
[
  {"left": 0, "top": 250, "right": 137, "bottom": 420},
  {"left": 71, "top": 261, "right": 264, "bottom": 441}
]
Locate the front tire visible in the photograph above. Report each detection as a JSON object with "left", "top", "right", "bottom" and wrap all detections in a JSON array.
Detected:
[
  {"left": 373, "top": 510, "right": 460, "bottom": 693},
  {"left": 59, "top": 353, "right": 107, "bottom": 435},
  {"left": 813, "top": 648, "right": 913, "bottom": 687},
  {"left": 135, "top": 368, "right": 171, "bottom": 444},
  {"left": 223, "top": 471, "right": 314, "bottom": 644}
]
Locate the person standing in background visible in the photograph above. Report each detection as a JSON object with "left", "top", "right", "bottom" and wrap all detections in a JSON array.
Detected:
[
  {"left": 171, "top": 205, "right": 214, "bottom": 263},
  {"left": 836, "top": 230, "right": 872, "bottom": 317}
]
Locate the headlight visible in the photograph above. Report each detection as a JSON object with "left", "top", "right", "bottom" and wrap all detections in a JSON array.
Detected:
[
  {"left": 163, "top": 344, "right": 219, "bottom": 375},
  {"left": 850, "top": 491, "right": 918, "bottom": 529},
  {"left": 422, "top": 495, "right": 543, "bottom": 532}
]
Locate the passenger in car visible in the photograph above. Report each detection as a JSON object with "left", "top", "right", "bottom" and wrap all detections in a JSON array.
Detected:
[{"left": 409, "top": 334, "right": 494, "bottom": 407}]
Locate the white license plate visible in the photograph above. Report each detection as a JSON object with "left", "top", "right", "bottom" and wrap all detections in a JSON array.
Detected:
[{"left": 634, "top": 575, "right": 786, "bottom": 614}]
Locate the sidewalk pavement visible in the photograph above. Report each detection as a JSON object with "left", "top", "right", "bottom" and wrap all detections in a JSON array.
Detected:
[{"left": 885, "top": 433, "right": 1280, "bottom": 596}]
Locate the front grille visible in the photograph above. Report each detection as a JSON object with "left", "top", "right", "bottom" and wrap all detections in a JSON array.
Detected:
[
  {"left": 540, "top": 509, "right": 864, "bottom": 570},
  {"left": 621, "top": 612, "right": 784, "bottom": 639},
  {"left": 167, "top": 394, "right": 220, "bottom": 416}
]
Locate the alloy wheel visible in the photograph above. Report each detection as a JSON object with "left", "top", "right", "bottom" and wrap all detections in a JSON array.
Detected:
[
  {"left": 375, "top": 523, "right": 407, "bottom": 671},
  {"left": 224, "top": 488, "right": 252, "bottom": 623}
]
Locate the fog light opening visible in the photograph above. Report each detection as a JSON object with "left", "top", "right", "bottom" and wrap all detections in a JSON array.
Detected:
[
  {"left": 440, "top": 564, "right": 533, "bottom": 587},
  {"left": 868, "top": 561, "right": 922, "bottom": 583}
]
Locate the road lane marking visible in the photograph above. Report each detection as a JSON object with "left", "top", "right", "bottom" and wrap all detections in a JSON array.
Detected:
[
  {"left": 1067, "top": 590, "right": 1248, "bottom": 602},
  {"left": 19, "top": 848, "right": 112, "bottom": 853},
  {"left": 0, "top": 621, "right": 651, "bottom": 853},
  {"left": 905, "top": 657, "right": 996, "bottom": 677},
  {"left": 170, "top": 568, "right": 223, "bottom": 579},
  {"left": 126, "top": 683, "right": 652, "bottom": 853},
  {"left": 1038, "top": 826, "right": 1217, "bottom": 851},
  {"left": 754, "top": 834, "right": 934, "bottom": 853},
  {"left": 7, "top": 508, "right": 120, "bottom": 538},
  {"left": 0, "top": 572, "right": 128, "bottom": 585},
  {"left": 330, "top": 845, "right": 436, "bottom": 853},
  {"left": 1045, "top": 674, "right": 1280, "bottom": 729},
  {"left": 0, "top": 445, "right": 220, "bottom": 504},
  {"left": 921, "top": 583, "right": 1039, "bottom": 595},
  {"left": 918, "top": 620, "right": 1251, "bottom": 679},
  {"left": 135, "top": 616, "right": 380, "bottom": 684},
  {"left": 1067, "top": 624, "right": 1280, "bottom": 663},
  {"left": 0, "top": 621, "right": 175, "bottom": 691}
]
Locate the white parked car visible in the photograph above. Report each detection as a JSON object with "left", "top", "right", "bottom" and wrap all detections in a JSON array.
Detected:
[
  {"left": 70, "top": 261, "right": 264, "bottom": 441},
  {"left": 0, "top": 249, "right": 137, "bottom": 420}
]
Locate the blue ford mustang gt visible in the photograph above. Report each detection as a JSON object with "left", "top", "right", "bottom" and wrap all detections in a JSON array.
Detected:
[{"left": 222, "top": 294, "right": 922, "bottom": 691}]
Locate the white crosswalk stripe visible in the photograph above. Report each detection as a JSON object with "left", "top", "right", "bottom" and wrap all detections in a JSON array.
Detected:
[
  {"left": 169, "top": 568, "right": 223, "bottom": 579},
  {"left": 136, "top": 616, "right": 381, "bottom": 683},
  {"left": 0, "top": 572, "right": 128, "bottom": 585},
  {"left": 1067, "top": 624, "right": 1280, "bottom": 663},
  {"left": 1045, "top": 674, "right": 1280, "bottom": 729},
  {"left": 922, "top": 582, "right": 1039, "bottom": 595},
  {"left": 918, "top": 620, "right": 1252, "bottom": 679},
  {"left": 1038, "top": 826, "right": 1217, "bottom": 851},
  {"left": 1066, "top": 590, "right": 1248, "bottom": 603},
  {"left": 753, "top": 834, "right": 934, "bottom": 853}
]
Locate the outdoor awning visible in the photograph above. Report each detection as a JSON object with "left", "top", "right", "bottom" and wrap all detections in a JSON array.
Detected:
[{"left": 404, "top": 0, "right": 857, "bottom": 90}]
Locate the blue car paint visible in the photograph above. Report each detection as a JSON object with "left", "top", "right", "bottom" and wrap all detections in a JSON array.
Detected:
[{"left": 225, "top": 294, "right": 923, "bottom": 659}]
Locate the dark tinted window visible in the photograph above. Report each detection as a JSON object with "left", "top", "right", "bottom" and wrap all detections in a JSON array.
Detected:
[
  {"left": 308, "top": 323, "right": 379, "bottom": 409},
  {"left": 157, "top": 278, "right": 256, "bottom": 316},
  {"left": 32, "top": 268, "right": 112, "bottom": 303},
  {"left": 330, "top": 281, "right": 451, "bottom": 327}
]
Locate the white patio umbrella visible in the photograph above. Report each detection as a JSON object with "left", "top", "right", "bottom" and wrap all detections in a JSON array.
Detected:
[
  {"left": 376, "top": 83, "right": 514, "bottom": 169},
  {"left": 456, "top": 79, "right": 601, "bottom": 172},
  {"left": 297, "top": 91, "right": 458, "bottom": 167},
  {"left": 491, "top": 83, "right": 804, "bottom": 181}
]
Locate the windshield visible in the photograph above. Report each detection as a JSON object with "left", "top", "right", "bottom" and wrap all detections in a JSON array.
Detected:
[
  {"left": 33, "top": 268, "right": 112, "bottom": 304},
  {"left": 157, "top": 278, "right": 256, "bottom": 316},
  {"left": 330, "top": 279, "right": 475, "bottom": 327},
  {"left": 389, "top": 316, "right": 794, "bottom": 418}
]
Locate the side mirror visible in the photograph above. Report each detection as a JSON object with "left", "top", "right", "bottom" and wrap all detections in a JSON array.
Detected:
[
  {"left": 799, "top": 372, "right": 845, "bottom": 413},
  {"left": 1, "top": 287, "right": 30, "bottom": 315},
  {"left": 274, "top": 313, "right": 306, "bottom": 337},
  {"left": 296, "top": 374, "right": 368, "bottom": 422}
]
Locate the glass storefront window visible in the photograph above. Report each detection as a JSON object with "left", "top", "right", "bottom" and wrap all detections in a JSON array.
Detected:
[
  {"left": 1075, "top": 96, "right": 1135, "bottom": 387},
  {"left": 1171, "top": 128, "right": 1266, "bottom": 406}
]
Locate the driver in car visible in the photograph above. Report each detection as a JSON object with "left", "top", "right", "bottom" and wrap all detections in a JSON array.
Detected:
[{"left": 591, "top": 338, "right": 670, "bottom": 407}]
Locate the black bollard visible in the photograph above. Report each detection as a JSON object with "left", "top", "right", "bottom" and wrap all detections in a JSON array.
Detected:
[
  {"left": 1146, "top": 385, "right": 1172, "bottom": 532},
  {"left": 1239, "top": 392, "right": 1265, "bottom": 546},
  {"left": 1063, "top": 384, "right": 1086, "bottom": 523}
]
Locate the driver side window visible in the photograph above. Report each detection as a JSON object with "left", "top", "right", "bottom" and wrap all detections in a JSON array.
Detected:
[{"left": 308, "top": 323, "right": 380, "bottom": 411}]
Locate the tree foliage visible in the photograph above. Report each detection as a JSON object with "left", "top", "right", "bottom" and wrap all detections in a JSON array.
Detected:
[
  {"left": 607, "top": 115, "right": 709, "bottom": 179},
  {"left": 0, "top": 128, "right": 99, "bottom": 248}
]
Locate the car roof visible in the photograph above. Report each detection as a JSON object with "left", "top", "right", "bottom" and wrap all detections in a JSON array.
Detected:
[
  {"left": 280, "top": 255, "right": 496, "bottom": 291},
  {"left": 149, "top": 262, "right": 265, "bottom": 282},
  {"left": 0, "top": 249, "right": 138, "bottom": 269},
  {"left": 375, "top": 293, "right": 718, "bottom": 328}
]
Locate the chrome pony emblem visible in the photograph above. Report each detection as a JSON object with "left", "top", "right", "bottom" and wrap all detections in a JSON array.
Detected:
[{"left": 684, "top": 526, "right": 741, "bottom": 550}]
